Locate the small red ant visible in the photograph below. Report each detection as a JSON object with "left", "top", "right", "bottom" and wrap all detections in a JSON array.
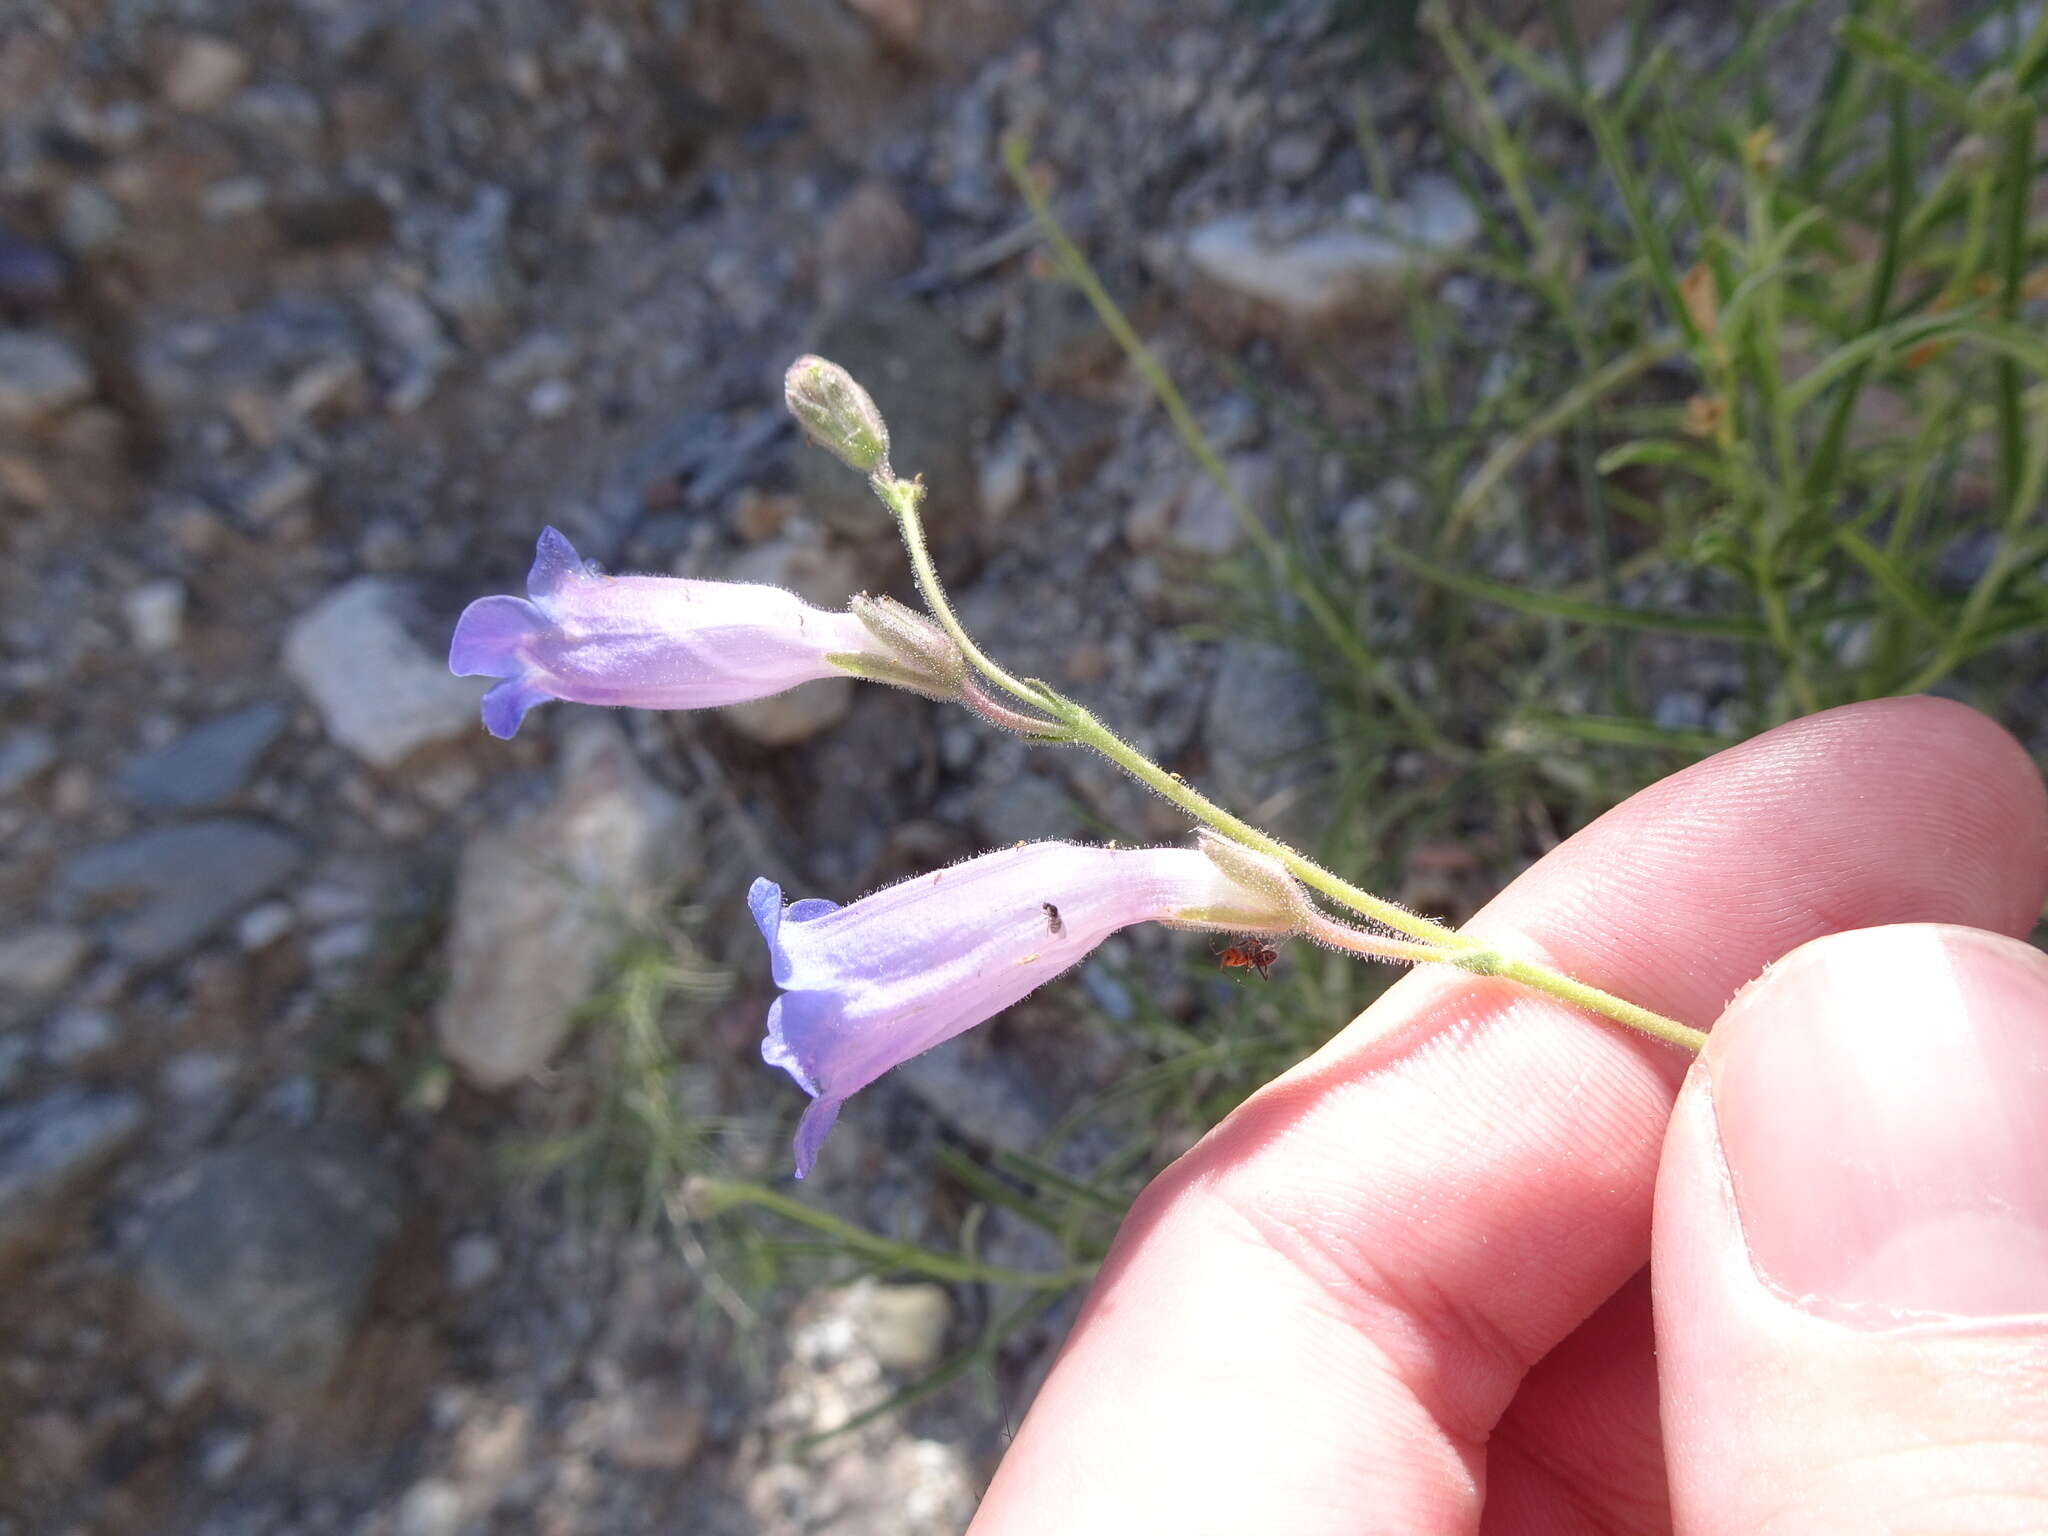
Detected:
[{"left": 1216, "top": 935, "right": 1280, "bottom": 980}]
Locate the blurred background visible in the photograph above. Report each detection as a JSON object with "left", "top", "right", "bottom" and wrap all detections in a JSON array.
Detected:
[{"left": 3, "top": 1, "right": 2044, "bottom": 1530}]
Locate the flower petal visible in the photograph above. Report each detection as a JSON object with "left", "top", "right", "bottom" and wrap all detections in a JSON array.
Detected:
[
  {"left": 528, "top": 525, "right": 589, "bottom": 602},
  {"left": 750, "top": 842, "right": 1300, "bottom": 1176},
  {"left": 449, "top": 594, "right": 548, "bottom": 679}
]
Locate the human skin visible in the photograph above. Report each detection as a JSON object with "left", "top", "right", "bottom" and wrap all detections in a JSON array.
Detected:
[{"left": 969, "top": 697, "right": 2048, "bottom": 1535}]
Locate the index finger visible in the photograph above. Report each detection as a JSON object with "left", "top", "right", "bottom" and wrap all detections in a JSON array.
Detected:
[{"left": 971, "top": 698, "right": 2048, "bottom": 1535}]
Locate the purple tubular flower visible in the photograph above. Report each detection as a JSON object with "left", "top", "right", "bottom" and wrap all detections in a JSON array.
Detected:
[
  {"left": 750, "top": 841, "right": 1299, "bottom": 1178},
  {"left": 449, "top": 527, "right": 878, "bottom": 739}
]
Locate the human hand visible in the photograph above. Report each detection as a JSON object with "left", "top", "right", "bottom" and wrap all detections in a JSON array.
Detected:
[{"left": 970, "top": 697, "right": 2048, "bottom": 1534}]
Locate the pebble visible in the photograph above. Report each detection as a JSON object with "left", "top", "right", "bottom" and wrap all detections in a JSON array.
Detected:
[
  {"left": 818, "top": 177, "right": 922, "bottom": 309},
  {"left": 0, "top": 331, "right": 94, "bottom": 428},
  {"left": 0, "top": 925, "right": 91, "bottom": 996},
  {"left": 60, "top": 820, "right": 305, "bottom": 964},
  {"left": 138, "top": 1127, "right": 405, "bottom": 1395},
  {"left": 394, "top": 1478, "right": 465, "bottom": 1536},
  {"left": 121, "top": 578, "right": 187, "bottom": 653},
  {"left": 161, "top": 35, "right": 251, "bottom": 112},
  {"left": 198, "top": 1426, "right": 254, "bottom": 1485},
  {"left": 436, "top": 719, "right": 695, "bottom": 1087},
  {"left": 1169, "top": 454, "right": 1277, "bottom": 557},
  {"left": 448, "top": 1232, "right": 502, "bottom": 1292},
  {"left": 0, "top": 1089, "right": 145, "bottom": 1264},
  {"left": 282, "top": 578, "right": 486, "bottom": 767},
  {"left": 118, "top": 703, "right": 287, "bottom": 810},
  {"left": 239, "top": 458, "right": 319, "bottom": 525},
  {"left": 1184, "top": 177, "right": 1478, "bottom": 329},
  {"left": 235, "top": 900, "right": 295, "bottom": 951},
  {"left": 41, "top": 1006, "right": 117, "bottom": 1066},
  {"left": 0, "top": 728, "right": 43, "bottom": 790},
  {"left": 856, "top": 1282, "right": 953, "bottom": 1374}
]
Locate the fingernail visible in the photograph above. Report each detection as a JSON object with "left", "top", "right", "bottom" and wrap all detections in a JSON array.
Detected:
[{"left": 1712, "top": 925, "right": 2048, "bottom": 1324}]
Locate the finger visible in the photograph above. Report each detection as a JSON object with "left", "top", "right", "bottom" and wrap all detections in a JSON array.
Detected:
[
  {"left": 972, "top": 699, "right": 2048, "bottom": 1536},
  {"left": 1656, "top": 925, "right": 2048, "bottom": 1535},
  {"left": 1479, "top": 1272, "right": 1668, "bottom": 1536}
]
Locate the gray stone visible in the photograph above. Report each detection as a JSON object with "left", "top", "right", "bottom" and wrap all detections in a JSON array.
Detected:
[
  {"left": 437, "top": 720, "right": 694, "bottom": 1087},
  {"left": 1202, "top": 640, "right": 1325, "bottom": 827},
  {"left": 119, "top": 703, "right": 287, "bottom": 810},
  {"left": 0, "top": 1090, "right": 145, "bottom": 1263},
  {"left": 818, "top": 178, "right": 922, "bottom": 309},
  {"left": 0, "top": 925, "right": 90, "bottom": 995},
  {"left": 1184, "top": 177, "right": 1479, "bottom": 329},
  {"left": 430, "top": 187, "right": 516, "bottom": 342},
  {"left": 283, "top": 578, "right": 486, "bottom": 767},
  {"left": 161, "top": 35, "right": 250, "bottom": 112},
  {"left": 138, "top": 1128, "right": 404, "bottom": 1394},
  {"left": 59, "top": 819, "right": 304, "bottom": 963},
  {"left": 794, "top": 298, "right": 998, "bottom": 538},
  {"left": 1169, "top": 455, "right": 1278, "bottom": 557},
  {"left": 855, "top": 1282, "right": 953, "bottom": 1374},
  {"left": 42, "top": 1006, "right": 117, "bottom": 1065},
  {"left": 0, "top": 331, "right": 94, "bottom": 427},
  {"left": 0, "top": 727, "right": 56, "bottom": 794},
  {"left": 122, "top": 579, "right": 186, "bottom": 652}
]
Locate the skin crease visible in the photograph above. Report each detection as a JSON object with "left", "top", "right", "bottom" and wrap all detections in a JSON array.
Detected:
[{"left": 968, "top": 698, "right": 2048, "bottom": 1536}]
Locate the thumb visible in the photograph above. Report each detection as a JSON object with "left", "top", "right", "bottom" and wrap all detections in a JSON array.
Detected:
[{"left": 1655, "top": 924, "right": 2048, "bottom": 1535}]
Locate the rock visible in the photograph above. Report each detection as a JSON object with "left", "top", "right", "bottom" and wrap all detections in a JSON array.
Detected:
[
  {"left": 119, "top": 703, "right": 287, "bottom": 810},
  {"left": 238, "top": 458, "right": 319, "bottom": 525},
  {"left": 592, "top": 1387, "right": 708, "bottom": 1471},
  {"left": 818, "top": 178, "right": 922, "bottom": 309},
  {"left": 447, "top": 1232, "right": 501, "bottom": 1293},
  {"left": 121, "top": 578, "right": 187, "bottom": 652},
  {"left": 235, "top": 900, "right": 294, "bottom": 951},
  {"left": 198, "top": 1426, "right": 253, "bottom": 1485},
  {"left": 0, "top": 331, "right": 93, "bottom": 427},
  {"left": 365, "top": 284, "right": 453, "bottom": 413},
  {"left": 0, "top": 1090, "right": 145, "bottom": 1264},
  {"left": 1266, "top": 128, "right": 1328, "bottom": 184},
  {"left": 437, "top": 719, "right": 694, "bottom": 1087},
  {"left": 1334, "top": 477, "right": 1419, "bottom": 577},
  {"left": 1169, "top": 455, "right": 1278, "bottom": 557},
  {"left": 283, "top": 578, "right": 486, "bottom": 767},
  {"left": 161, "top": 35, "right": 251, "bottom": 112},
  {"left": 0, "top": 924, "right": 90, "bottom": 995},
  {"left": 1202, "top": 640, "right": 1325, "bottom": 827},
  {"left": 42, "top": 1005, "right": 117, "bottom": 1066},
  {"left": 138, "top": 1127, "right": 405, "bottom": 1394},
  {"left": 430, "top": 187, "right": 516, "bottom": 342},
  {"left": 394, "top": 1479, "right": 465, "bottom": 1536},
  {"left": 59, "top": 819, "right": 305, "bottom": 964},
  {"left": 1013, "top": 279, "right": 1117, "bottom": 391},
  {"left": 856, "top": 1282, "right": 952, "bottom": 1373},
  {"left": 0, "top": 728, "right": 57, "bottom": 795},
  {"left": 794, "top": 297, "right": 998, "bottom": 538},
  {"left": 1183, "top": 177, "right": 1479, "bottom": 331},
  {"left": 978, "top": 422, "right": 1032, "bottom": 524}
]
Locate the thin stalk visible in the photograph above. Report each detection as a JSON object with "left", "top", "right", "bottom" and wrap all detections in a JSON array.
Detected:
[{"left": 874, "top": 462, "right": 1705, "bottom": 1055}]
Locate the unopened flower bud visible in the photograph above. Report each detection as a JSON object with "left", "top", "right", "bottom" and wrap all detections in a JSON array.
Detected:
[{"left": 784, "top": 355, "right": 891, "bottom": 476}]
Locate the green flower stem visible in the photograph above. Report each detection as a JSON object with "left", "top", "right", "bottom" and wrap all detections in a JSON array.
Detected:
[{"left": 872, "top": 468, "right": 1708, "bottom": 1056}]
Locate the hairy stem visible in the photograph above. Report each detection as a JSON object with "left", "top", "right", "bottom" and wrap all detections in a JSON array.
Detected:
[{"left": 869, "top": 467, "right": 1706, "bottom": 1055}]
